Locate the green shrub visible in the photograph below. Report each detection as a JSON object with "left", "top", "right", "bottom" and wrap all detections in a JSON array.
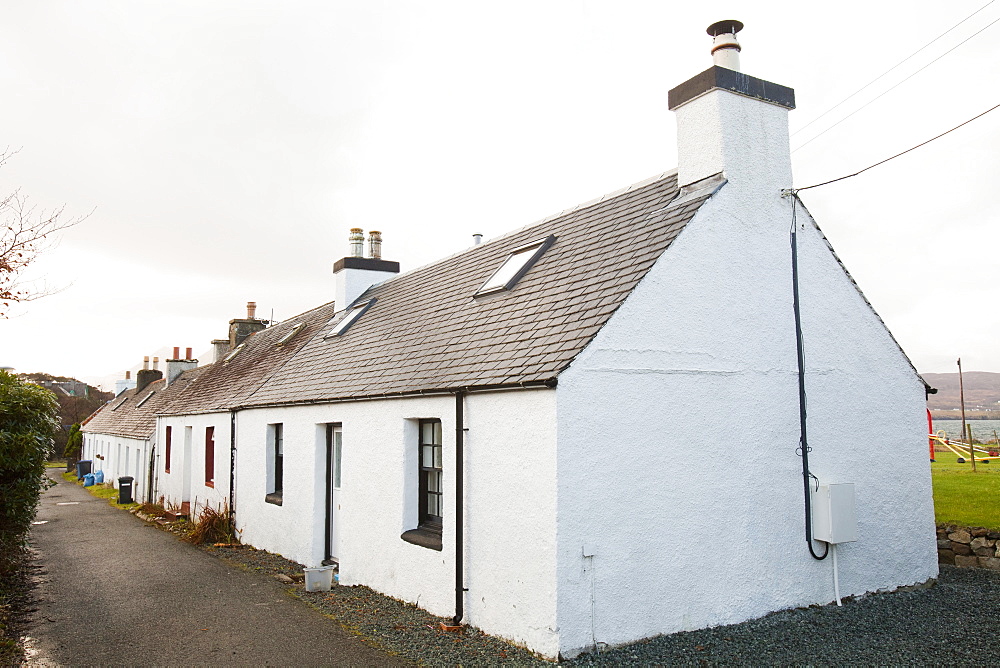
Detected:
[
  {"left": 64, "top": 422, "right": 82, "bottom": 459},
  {"left": 0, "top": 370, "right": 58, "bottom": 575}
]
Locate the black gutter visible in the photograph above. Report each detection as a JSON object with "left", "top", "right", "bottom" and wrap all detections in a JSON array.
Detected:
[
  {"left": 454, "top": 391, "right": 466, "bottom": 624},
  {"left": 226, "top": 378, "right": 557, "bottom": 413}
]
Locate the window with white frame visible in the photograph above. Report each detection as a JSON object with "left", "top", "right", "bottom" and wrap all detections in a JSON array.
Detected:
[{"left": 475, "top": 235, "right": 556, "bottom": 296}]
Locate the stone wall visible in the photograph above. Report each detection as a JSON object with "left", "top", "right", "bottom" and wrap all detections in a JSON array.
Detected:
[{"left": 937, "top": 525, "right": 1000, "bottom": 569}]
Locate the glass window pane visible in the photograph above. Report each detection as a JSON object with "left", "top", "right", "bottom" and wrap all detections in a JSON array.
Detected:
[
  {"left": 429, "top": 471, "right": 441, "bottom": 493},
  {"left": 422, "top": 445, "right": 433, "bottom": 468},
  {"left": 334, "top": 437, "right": 342, "bottom": 489},
  {"left": 433, "top": 422, "right": 442, "bottom": 445},
  {"left": 433, "top": 445, "right": 441, "bottom": 469},
  {"left": 421, "top": 422, "right": 434, "bottom": 444},
  {"left": 428, "top": 493, "right": 440, "bottom": 517}
]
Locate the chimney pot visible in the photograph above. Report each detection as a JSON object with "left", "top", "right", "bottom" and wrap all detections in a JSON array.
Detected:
[
  {"left": 368, "top": 230, "right": 382, "bottom": 260},
  {"left": 143, "top": 356, "right": 150, "bottom": 370},
  {"left": 247, "top": 301, "right": 257, "bottom": 320},
  {"left": 350, "top": 228, "right": 365, "bottom": 258},
  {"left": 186, "top": 347, "right": 193, "bottom": 360},
  {"left": 707, "top": 20, "right": 743, "bottom": 71},
  {"left": 172, "top": 346, "right": 180, "bottom": 360},
  {"left": 125, "top": 370, "right": 131, "bottom": 379},
  {"left": 153, "top": 356, "right": 159, "bottom": 370},
  {"left": 473, "top": 233, "right": 483, "bottom": 245}
]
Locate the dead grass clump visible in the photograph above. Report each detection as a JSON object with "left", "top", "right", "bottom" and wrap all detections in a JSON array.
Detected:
[
  {"left": 139, "top": 503, "right": 169, "bottom": 518},
  {"left": 185, "top": 504, "right": 239, "bottom": 545}
]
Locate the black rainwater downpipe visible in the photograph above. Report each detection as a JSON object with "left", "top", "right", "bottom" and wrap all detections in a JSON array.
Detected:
[
  {"left": 454, "top": 391, "right": 466, "bottom": 624},
  {"left": 229, "top": 410, "right": 237, "bottom": 518},
  {"left": 790, "top": 194, "right": 828, "bottom": 561}
]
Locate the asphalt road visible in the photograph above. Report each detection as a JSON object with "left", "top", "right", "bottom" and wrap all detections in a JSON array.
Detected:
[{"left": 25, "top": 470, "right": 407, "bottom": 666}]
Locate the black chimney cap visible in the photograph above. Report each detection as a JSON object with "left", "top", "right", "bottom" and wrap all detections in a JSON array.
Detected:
[{"left": 707, "top": 20, "right": 743, "bottom": 36}]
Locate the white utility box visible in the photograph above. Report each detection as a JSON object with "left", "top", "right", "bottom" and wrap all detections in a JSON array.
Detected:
[{"left": 811, "top": 482, "right": 857, "bottom": 544}]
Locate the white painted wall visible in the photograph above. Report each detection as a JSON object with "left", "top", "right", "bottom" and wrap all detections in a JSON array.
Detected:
[
  {"left": 233, "top": 389, "right": 560, "bottom": 656},
  {"left": 554, "top": 179, "right": 937, "bottom": 657},
  {"left": 81, "top": 432, "right": 152, "bottom": 501},
  {"left": 334, "top": 267, "right": 396, "bottom": 310},
  {"left": 157, "top": 413, "right": 230, "bottom": 514}
]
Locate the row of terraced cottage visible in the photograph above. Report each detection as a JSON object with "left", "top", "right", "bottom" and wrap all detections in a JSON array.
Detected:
[{"left": 81, "top": 23, "right": 939, "bottom": 660}]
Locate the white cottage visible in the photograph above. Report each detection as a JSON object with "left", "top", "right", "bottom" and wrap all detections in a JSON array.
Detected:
[{"left": 90, "top": 23, "right": 938, "bottom": 660}]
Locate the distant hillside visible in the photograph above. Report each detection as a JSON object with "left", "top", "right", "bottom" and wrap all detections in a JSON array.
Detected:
[{"left": 923, "top": 371, "right": 1000, "bottom": 419}]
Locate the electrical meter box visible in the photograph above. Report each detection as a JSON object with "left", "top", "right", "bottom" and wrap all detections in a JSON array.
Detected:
[{"left": 811, "top": 482, "right": 857, "bottom": 544}]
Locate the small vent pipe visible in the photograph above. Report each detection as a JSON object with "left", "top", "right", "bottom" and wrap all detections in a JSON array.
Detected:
[{"left": 707, "top": 20, "right": 743, "bottom": 71}]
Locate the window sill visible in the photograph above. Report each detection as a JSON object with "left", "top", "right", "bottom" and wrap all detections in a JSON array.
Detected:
[
  {"left": 401, "top": 527, "right": 442, "bottom": 551},
  {"left": 265, "top": 492, "right": 283, "bottom": 506}
]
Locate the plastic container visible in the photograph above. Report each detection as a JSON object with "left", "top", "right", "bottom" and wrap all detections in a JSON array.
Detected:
[
  {"left": 76, "top": 460, "right": 93, "bottom": 480},
  {"left": 94, "top": 470, "right": 105, "bottom": 484},
  {"left": 118, "top": 476, "right": 134, "bottom": 504},
  {"left": 303, "top": 566, "right": 335, "bottom": 592},
  {"left": 83, "top": 473, "right": 96, "bottom": 487}
]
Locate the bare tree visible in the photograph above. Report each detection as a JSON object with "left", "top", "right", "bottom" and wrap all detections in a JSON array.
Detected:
[{"left": 0, "top": 149, "right": 88, "bottom": 316}]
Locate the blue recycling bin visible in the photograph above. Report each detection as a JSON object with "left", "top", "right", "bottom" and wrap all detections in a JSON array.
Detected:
[
  {"left": 76, "top": 460, "right": 93, "bottom": 480},
  {"left": 94, "top": 469, "right": 104, "bottom": 484},
  {"left": 83, "top": 473, "right": 96, "bottom": 487}
]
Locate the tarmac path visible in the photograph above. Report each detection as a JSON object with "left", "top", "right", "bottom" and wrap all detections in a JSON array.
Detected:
[{"left": 25, "top": 469, "right": 408, "bottom": 666}]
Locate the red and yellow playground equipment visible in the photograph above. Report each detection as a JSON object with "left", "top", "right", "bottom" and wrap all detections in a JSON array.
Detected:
[{"left": 929, "top": 430, "right": 1000, "bottom": 464}]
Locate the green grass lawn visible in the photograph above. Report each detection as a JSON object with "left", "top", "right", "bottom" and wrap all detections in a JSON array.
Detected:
[{"left": 932, "top": 451, "right": 1000, "bottom": 529}]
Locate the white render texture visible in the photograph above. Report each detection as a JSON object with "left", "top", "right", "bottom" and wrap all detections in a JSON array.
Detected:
[
  {"left": 157, "top": 413, "right": 230, "bottom": 513},
  {"left": 334, "top": 266, "right": 396, "bottom": 310},
  {"left": 553, "top": 174, "right": 936, "bottom": 657},
  {"left": 674, "top": 86, "right": 792, "bottom": 190},
  {"left": 232, "top": 389, "right": 560, "bottom": 656}
]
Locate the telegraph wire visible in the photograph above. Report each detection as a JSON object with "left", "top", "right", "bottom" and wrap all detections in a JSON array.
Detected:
[
  {"left": 793, "top": 13, "right": 1000, "bottom": 153},
  {"left": 792, "top": 0, "right": 997, "bottom": 139},
  {"left": 787, "top": 102, "right": 1000, "bottom": 194}
]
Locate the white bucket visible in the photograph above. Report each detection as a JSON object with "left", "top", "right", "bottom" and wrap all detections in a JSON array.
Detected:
[{"left": 303, "top": 566, "right": 335, "bottom": 592}]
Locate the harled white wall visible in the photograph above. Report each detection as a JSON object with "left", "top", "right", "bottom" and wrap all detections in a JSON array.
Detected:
[
  {"left": 81, "top": 432, "right": 152, "bottom": 501},
  {"left": 157, "top": 413, "right": 230, "bottom": 514},
  {"left": 554, "top": 178, "right": 937, "bottom": 658},
  {"left": 233, "top": 388, "right": 559, "bottom": 657}
]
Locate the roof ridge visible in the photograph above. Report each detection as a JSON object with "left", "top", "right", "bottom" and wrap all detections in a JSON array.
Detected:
[{"left": 369, "top": 170, "right": 680, "bottom": 289}]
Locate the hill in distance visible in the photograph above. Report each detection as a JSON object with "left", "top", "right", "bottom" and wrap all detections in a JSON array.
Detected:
[{"left": 922, "top": 371, "right": 1000, "bottom": 418}]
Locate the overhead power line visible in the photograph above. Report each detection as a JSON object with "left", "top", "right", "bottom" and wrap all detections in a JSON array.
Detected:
[
  {"left": 793, "top": 12, "right": 1000, "bottom": 153},
  {"left": 791, "top": 0, "right": 997, "bottom": 139},
  {"left": 787, "top": 102, "right": 1000, "bottom": 194}
]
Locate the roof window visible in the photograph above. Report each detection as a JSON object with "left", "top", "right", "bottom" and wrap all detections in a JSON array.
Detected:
[
  {"left": 135, "top": 392, "right": 155, "bottom": 408},
  {"left": 276, "top": 323, "right": 305, "bottom": 345},
  {"left": 223, "top": 342, "right": 246, "bottom": 363},
  {"left": 476, "top": 235, "right": 555, "bottom": 296},
  {"left": 111, "top": 398, "right": 128, "bottom": 411},
  {"left": 326, "top": 299, "right": 377, "bottom": 338}
]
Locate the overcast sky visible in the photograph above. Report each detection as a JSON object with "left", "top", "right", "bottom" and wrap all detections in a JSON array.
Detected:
[{"left": 3, "top": 1, "right": 998, "bottom": 390}]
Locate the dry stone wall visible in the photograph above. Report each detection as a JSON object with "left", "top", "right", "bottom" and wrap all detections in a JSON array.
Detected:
[{"left": 937, "top": 524, "right": 1000, "bottom": 569}]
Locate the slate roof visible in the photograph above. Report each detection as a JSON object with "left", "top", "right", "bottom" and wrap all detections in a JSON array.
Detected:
[
  {"left": 84, "top": 169, "right": 716, "bottom": 426},
  {"left": 159, "top": 302, "right": 339, "bottom": 415},
  {"left": 239, "top": 170, "right": 715, "bottom": 406},
  {"left": 82, "top": 366, "right": 208, "bottom": 439}
]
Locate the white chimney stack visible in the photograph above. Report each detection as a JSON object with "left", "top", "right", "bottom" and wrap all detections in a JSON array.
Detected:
[
  {"left": 473, "top": 233, "right": 483, "bottom": 245},
  {"left": 669, "top": 21, "right": 795, "bottom": 190},
  {"left": 334, "top": 229, "right": 400, "bottom": 309}
]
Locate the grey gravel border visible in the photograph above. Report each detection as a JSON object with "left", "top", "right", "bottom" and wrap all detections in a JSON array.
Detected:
[{"left": 202, "top": 543, "right": 1000, "bottom": 666}]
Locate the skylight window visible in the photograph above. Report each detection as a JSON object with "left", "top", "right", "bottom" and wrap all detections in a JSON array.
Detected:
[
  {"left": 276, "top": 323, "right": 305, "bottom": 345},
  {"left": 111, "top": 398, "right": 128, "bottom": 411},
  {"left": 476, "top": 235, "right": 555, "bottom": 296},
  {"left": 223, "top": 342, "right": 246, "bottom": 363},
  {"left": 136, "top": 392, "right": 155, "bottom": 408},
  {"left": 326, "top": 299, "right": 377, "bottom": 338}
]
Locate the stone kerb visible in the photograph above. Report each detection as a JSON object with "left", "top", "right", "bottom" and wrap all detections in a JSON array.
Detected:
[{"left": 937, "top": 524, "right": 1000, "bottom": 570}]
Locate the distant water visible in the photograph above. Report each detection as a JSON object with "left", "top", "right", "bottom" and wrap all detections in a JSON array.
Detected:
[{"left": 932, "top": 418, "right": 1000, "bottom": 442}]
